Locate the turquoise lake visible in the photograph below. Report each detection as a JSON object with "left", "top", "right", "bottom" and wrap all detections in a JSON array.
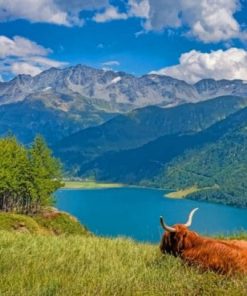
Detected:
[{"left": 55, "top": 187, "right": 247, "bottom": 243}]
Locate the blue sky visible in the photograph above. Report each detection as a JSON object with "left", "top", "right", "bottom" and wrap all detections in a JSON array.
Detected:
[{"left": 0, "top": 0, "right": 247, "bottom": 83}]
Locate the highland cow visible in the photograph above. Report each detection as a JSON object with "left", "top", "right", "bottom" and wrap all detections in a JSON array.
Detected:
[{"left": 160, "top": 208, "right": 247, "bottom": 275}]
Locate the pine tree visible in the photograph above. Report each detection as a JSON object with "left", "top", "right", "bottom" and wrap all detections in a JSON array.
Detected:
[{"left": 29, "top": 135, "right": 63, "bottom": 212}]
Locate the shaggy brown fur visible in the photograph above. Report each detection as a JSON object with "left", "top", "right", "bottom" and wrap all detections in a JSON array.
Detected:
[{"left": 160, "top": 225, "right": 247, "bottom": 275}]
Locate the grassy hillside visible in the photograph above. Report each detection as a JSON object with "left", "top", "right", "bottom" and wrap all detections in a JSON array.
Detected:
[{"left": 0, "top": 231, "right": 247, "bottom": 296}]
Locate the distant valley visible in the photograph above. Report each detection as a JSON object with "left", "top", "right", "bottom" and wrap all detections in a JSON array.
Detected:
[{"left": 1, "top": 65, "right": 247, "bottom": 207}]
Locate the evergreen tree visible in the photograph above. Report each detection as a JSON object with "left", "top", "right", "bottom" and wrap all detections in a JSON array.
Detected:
[
  {"left": 0, "top": 135, "right": 63, "bottom": 214},
  {"left": 29, "top": 135, "right": 63, "bottom": 211}
]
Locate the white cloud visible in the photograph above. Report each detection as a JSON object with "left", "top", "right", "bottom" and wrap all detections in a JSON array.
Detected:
[
  {"left": 0, "top": 0, "right": 245, "bottom": 43},
  {"left": 102, "top": 60, "right": 120, "bottom": 67},
  {"left": 0, "top": 0, "right": 69, "bottom": 26},
  {"left": 128, "top": 0, "right": 149, "bottom": 18},
  {"left": 0, "top": 36, "right": 49, "bottom": 58},
  {"left": 101, "top": 60, "right": 120, "bottom": 71},
  {"left": 151, "top": 48, "right": 247, "bottom": 83},
  {"left": 93, "top": 6, "right": 128, "bottom": 23},
  {"left": 0, "top": 0, "right": 109, "bottom": 26},
  {"left": 129, "top": 0, "right": 244, "bottom": 43},
  {"left": 0, "top": 35, "right": 67, "bottom": 77},
  {"left": 10, "top": 62, "right": 43, "bottom": 76}
]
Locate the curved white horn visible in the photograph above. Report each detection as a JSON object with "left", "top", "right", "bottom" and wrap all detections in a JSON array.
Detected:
[
  {"left": 160, "top": 216, "right": 176, "bottom": 232},
  {"left": 184, "top": 208, "right": 198, "bottom": 227}
]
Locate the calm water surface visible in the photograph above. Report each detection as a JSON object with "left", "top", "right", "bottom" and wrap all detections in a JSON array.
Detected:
[{"left": 55, "top": 187, "right": 247, "bottom": 243}]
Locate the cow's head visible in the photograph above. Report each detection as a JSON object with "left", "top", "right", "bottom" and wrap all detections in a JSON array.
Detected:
[{"left": 159, "top": 208, "right": 198, "bottom": 256}]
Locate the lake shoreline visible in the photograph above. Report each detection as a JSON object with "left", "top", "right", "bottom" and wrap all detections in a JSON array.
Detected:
[
  {"left": 60, "top": 181, "right": 247, "bottom": 210},
  {"left": 62, "top": 180, "right": 173, "bottom": 192},
  {"left": 56, "top": 187, "right": 247, "bottom": 242},
  {"left": 62, "top": 181, "right": 124, "bottom": 190}
]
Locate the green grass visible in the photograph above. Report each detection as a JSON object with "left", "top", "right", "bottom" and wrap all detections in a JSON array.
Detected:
[
  {"left": 63, "top": 181, "right": 123, "bottom": 189},
  {"left": 0, "top": 211, "right": 89, "bottom": 236},
  {"left": 33, "top": 211, "right": 89, "bottom": 236},
  {"left": 0, "top": 232, "right": 247, "bottom": 296},
  {"left": 0, "top": 213, "right": 42, "bottom": 234},
  {"left": 166, "top": 185, "right": 219, "bottom": 199}
]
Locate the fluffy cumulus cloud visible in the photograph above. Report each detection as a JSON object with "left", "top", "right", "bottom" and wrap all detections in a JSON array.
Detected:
[
  {"left": 0, "top": 0, "right": 109, "bottom": 26},
  {"left": 0, "top": 36, "right": 49, "bottom": 58},
  {"left": 128, "top": 0, "right": 149, "bottom": 18},
  {"left": 0, "top": 36, "right": 66, "bottom": 78},
  {"left": 129, "top": 0, "right": 244, "bottom": 43},
  {"left": 0, "top": 0, "right": 245, "bottom": 43},
  {"left": 151, "top": 48, "right": 247, "bottom": 83},
  {"left": 93, "top": 6, "right": 128, "bottom": 23}
]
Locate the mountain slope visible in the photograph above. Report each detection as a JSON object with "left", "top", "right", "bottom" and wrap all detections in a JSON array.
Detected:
[
  {"left": 0, "top": 66, "right": 197, "bottom": 108},
  {"left": 154, "top": 109, "right": 247, "bottom": 207},
  {"left": 0, "top": 98, "right": 115, "bottom": 144},
  {"left": 1, "top": 65, "right": 247, "bottom": 108},
  {"left": 54, "top": 95, "right": 247, "bottom": 171}
]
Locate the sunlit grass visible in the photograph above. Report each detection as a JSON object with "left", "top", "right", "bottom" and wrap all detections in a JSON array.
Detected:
[
  {"left": 0, "top": 232, "right": 246, "bottom": 296},
  {"left": 166, "top": 185, "right": 219, "bottom": 198},
  {"left": 0, "top": 211, "right": 88, "bottom": 236},
  {"left": 63, "top": 181, "right": 123, "bottom": 189}
]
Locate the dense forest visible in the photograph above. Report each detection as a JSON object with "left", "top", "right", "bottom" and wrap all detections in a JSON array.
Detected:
[
  {"left": 154, "top": 126, "right": 247, "bottom": 207},
  {"left": 151, "top": 108, "right": 247, "bottom": 207},
  {"left": 0, "top": 136, "right": 62, "bottom": 214}
]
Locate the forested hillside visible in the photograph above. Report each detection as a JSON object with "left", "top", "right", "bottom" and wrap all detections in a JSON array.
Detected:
[
  {"left": 54, "top": 95, "right": 247, "bottom": 172},
  {"left": 76, "top": 107, "right": 247, "bottom": 207},
  {"left": 154, "top": 113, "right": 247, "bottom": 207}
]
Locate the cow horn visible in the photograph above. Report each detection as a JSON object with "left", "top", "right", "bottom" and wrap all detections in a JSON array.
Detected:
[
  {"left": 160, "top": 216, "right": 176, "bottom": 232},
  {"left": 184, "top": 208, "right": 198, "bottom": 227}
]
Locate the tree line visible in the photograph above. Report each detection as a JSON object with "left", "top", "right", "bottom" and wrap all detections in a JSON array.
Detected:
[{"left": 0, "top": 135, "right": 63, "bottom": 214}]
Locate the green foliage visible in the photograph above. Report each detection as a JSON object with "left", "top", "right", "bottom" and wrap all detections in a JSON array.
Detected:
[
  {"left": 0, "top": 232, "right": 246, "bottom": 295},
  {"left": 0, "top": 135, "right": 63, "bottom": 213},
  {"left": 30, "top": 135, "right": 63, "bottom": 210}
]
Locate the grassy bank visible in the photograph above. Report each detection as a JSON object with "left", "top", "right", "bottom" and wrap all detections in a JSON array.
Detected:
[
  {"left": 63, "top": 180, "right": 123, "bottom": 189},
  {"left": 166, "top": 185, "right": 219, "bottom": 199},
  {"left": 0, "top": 232, "right": 247, "bottom": 296},
  {"left": 0, "top": 210, "right": 89, "bottom": 236}
]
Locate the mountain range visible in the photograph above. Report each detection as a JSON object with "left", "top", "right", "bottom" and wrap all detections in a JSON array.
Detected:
[
  {"left": 1, "top": 65, "right": 247, "bottom": 144},
  {"left": 1, "top": 65, "right": 247, "bottom": 207}
]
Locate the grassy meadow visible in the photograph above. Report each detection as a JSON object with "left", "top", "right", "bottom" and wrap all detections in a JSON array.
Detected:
[
  {"left": 63, "top": 180, "right": 123, "bottom": 189},
  {"left": 0, "top": 229, "right": 247, "bottom": 296},
  {"left": 166, "top": 185, "right": 219, "bottom": 199}
]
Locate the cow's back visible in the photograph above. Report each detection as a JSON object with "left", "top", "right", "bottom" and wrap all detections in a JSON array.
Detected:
[{"left": 181, "top": 240, "right": 247, "bottom": 274}]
